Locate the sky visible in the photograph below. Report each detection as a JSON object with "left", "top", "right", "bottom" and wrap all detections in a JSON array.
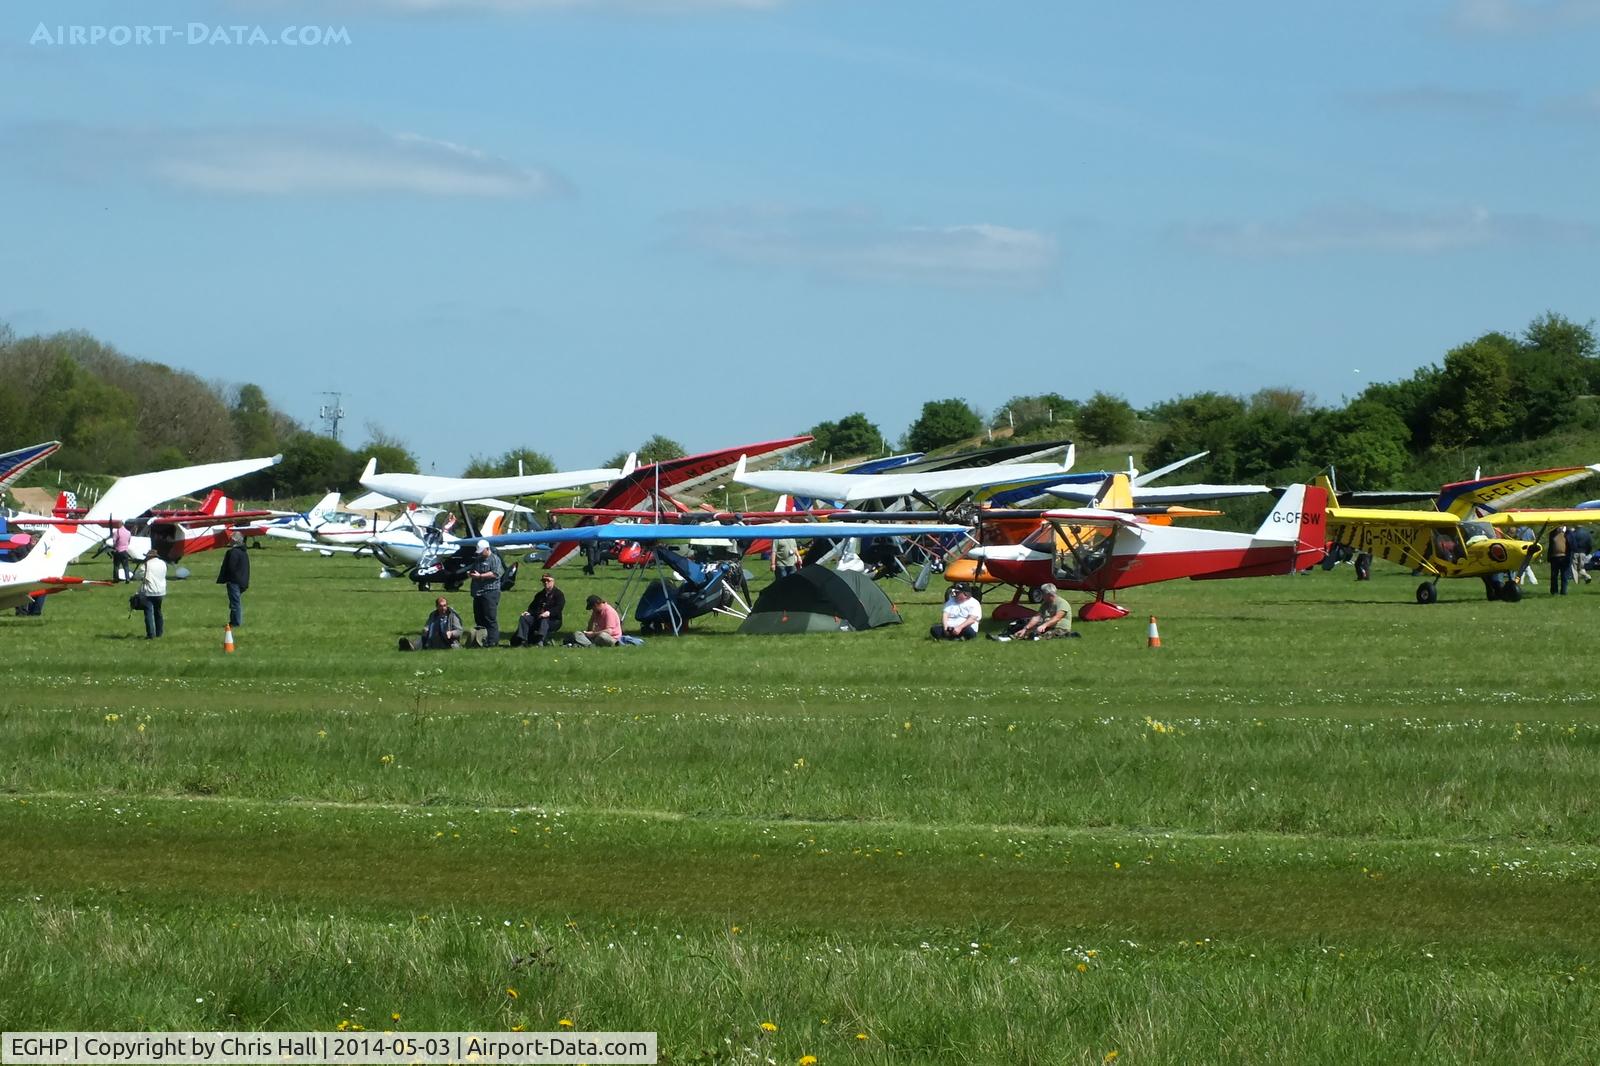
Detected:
[{"left": 1, "top": 0, "right": 1597, "bottom": 474}]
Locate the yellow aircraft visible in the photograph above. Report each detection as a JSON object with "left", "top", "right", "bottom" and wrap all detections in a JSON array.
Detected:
[{"left": 1318, "top": 465, "right": 1600, "bottom": 604}]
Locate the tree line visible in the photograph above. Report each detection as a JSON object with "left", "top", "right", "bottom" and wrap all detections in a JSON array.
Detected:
[{"left": 4, "top": 312, "right": 1595, "bottom": 498}]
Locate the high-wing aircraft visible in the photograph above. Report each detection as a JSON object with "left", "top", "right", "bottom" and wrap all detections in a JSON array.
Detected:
[
  {"left": 0, "top": 454, "right": 282, "bottom": 612},
  {"left": 731, "top": 445, "right": 1077, "bottom": 506},
  {"left": 1319, "top": 465, "right": 1600, "bottom": 604},
  {"left": 965, "top": 480, "right": 1327, "bottom": 621},
  {"left": 1022, "top": 453, "right": 1272, "bottom": 507}
]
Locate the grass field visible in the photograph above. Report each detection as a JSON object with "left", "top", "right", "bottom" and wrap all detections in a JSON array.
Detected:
[{"left": 4, "top": 546, "right": 1600, "bottom": 1063}]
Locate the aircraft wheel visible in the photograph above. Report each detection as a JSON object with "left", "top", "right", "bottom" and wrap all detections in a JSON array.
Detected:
[
  {"left": 1501, "top": 581, "right": 1523, "bottom": 603},
  {"left": 418, "top": 583, "right": 431, "bottom": 592},
  {"left": 1416, "top": 583, "right": 1437, "bottom": 605}
]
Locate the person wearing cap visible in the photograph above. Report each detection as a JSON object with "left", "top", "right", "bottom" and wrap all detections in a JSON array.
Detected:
[
  {"left": 512, "top": 573, "right": 566, "bottom": 647},
  {"left": 411, "top": 596, "right": 464, "bottom": 650},
  {"left": 216, "top": 530, "right": 251, "bottom": 628},
  {"left": 568, "top": 593, "right": 622, "bottom": 647},
  {"left": 994, "top": 582, "right": 1077, "bottom": 641},
  {"left": 931, "top": 584, "right": 982, "bottom": 640},
  {"left": 467, "top": 538, "right": 505, "bottom": 646}
]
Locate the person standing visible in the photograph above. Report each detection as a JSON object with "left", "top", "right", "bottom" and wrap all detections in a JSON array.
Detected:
[
  {"left": 140, "top": 553, "right": 167, "bottom": 639},
  {"left": 513, "top": 573, "right": 565, "bottom": 647},
  {"left": 1569, "top": 525, "right": 1593, "bottom": 585},
  {"left": 1548, "top": 526, "right": 1570, "bottom": 596},
  {"left": 770, "top": 538, "right": 801, "bottom": 581},
  {"left": 467, "top": 539, "right": 504, "bottom": 646},
  {"left": 217, "top": 531, "right": 250, "bottom": 627},
  {"left": 110, "top": 519, "right": 133, "bottom": 583}
]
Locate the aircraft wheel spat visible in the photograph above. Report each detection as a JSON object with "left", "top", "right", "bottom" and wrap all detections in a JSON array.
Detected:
[
  {"left": 1147, "top": 616, "right": 1162, "bottom": 649},
  {"left": 223, "top": 624, "right": 236, "bottom": 653}
]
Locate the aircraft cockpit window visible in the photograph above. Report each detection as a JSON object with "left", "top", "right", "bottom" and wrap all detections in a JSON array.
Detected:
[
  {"left": 1050, "top": 523, "right": 1113, "bottom": 582},
  {"left": 1460, "top": 520, "right": 1492, "bottom": 545},
  {"left": 1431, "top": 529, "right": 1465, "bottom": 563}
]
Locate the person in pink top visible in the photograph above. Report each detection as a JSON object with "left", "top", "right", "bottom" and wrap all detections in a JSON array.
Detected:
[
  {"left": 110, "top": 519, "right": 133, "bottom": 583},
  {"left": 569, "top": 593, "right": 622, "bottom": 647}
]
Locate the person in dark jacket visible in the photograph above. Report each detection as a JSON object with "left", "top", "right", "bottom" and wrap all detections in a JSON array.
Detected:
[
  {"left": 512, "top": 573, "right": 565, "bottom": 646},
  {"left": 1548, "top": 526, "right": 1570, "bottom": 596},
  {"left": 217, "top": 531, "right": 250, "bottom": 627}
]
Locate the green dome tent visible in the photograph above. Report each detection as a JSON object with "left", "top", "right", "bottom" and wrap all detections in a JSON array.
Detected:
[{"left": 738, "top": 568, "right": 903, "bottom": 634}]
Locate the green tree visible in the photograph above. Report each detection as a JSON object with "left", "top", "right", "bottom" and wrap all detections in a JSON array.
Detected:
[
  {"left": 359, "top": 426, "right": 419, "bottom": 476},
  {"left": 803, "top": 412, "right": 883, "bottom": 462},
  {"left": 1075, "top": 392, "right": 1137, "bottom": 446},
  {"left": 1315, "top": 401, "right": 1412, "bottom": 487},
  {"left": 270, "top": 432, "right": 359, "bottom": 495},
  {"left": 232, "top": 384, "right": 279, "bottom": 457},
  {"left": 905, "top": 398, "right": 982, "bottom": 453},
  {"left": 605, "top": 435, "right": 686, "bottom": 468},
  {"left": 1144, "top": 393, "right": 1250, "bottom": 478},
  {"left": 464, "top": 448, "right": 557, "bottom": 478},
  {"left": 1431, "top": 334, "right": 1517, "bottom": 448}
]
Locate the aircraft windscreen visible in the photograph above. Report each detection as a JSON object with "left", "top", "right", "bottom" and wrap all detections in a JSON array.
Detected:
[{"left": 1460, "top": 520, "right": 1493, "bottom": 543}]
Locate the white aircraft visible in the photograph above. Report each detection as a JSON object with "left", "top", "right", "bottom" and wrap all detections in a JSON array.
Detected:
[
  {"left": 0, "top": 454, "right": 282, "bottom": 612},
  {"left": 1022, "top": 452, "right": 1271, "bottom": 506},
  {"left": 731, "top": 445, "right": 1077, "bottom": 506},
  {"left": 359, "top": 454, "right": 636, "bottom": 507}
]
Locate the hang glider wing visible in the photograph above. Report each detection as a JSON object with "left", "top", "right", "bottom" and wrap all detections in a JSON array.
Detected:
[
  {"left": 1437, "top": 465, "right": 1600, "bottom": 515},
  {"left": 360, "top": 454, "right": 636, "bottom": 507},
  {"left": 0, "top": 441, "right": 61, "bottom": 496},
  {"left": 732, "top": 447, "right": 1075, "bottom": 504}
]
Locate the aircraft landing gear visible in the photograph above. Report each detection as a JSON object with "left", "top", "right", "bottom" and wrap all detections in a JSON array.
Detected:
[{"left": 1416, "top": 581, "right": 1438, "bottom": 605}]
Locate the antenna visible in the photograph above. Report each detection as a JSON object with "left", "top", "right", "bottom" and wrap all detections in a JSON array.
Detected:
[{"left": 317, "top": 392, "right": 347, "bottom": 442}]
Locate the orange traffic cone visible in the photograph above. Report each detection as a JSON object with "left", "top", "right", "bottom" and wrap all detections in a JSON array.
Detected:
[
  {"left": 1146, "top": 616, "right": 1162, "bottom": 649},
  {"left": 223, "top": 624, "right": 236, "bottom": 654}
]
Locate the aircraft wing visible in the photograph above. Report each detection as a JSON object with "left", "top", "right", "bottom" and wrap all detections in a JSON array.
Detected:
[
  {"left": 1483, "top": 509, "right": 1600, "bottom": 528},
  {"left": 86, "top": 455, "right": 281, "bottom": 523},
  {"left": 0, "top": 441, "right": 61, "bottom": 496},
  {"left": 1326, "top": 507, "right": 1462, "bottom": 529},
  {"left": 1043, "top": 483, "right": 1271, "bottom": 505},
  {"left": 1438, "top": 465, "right": 1600, "bottom": 514},
  {"left": 733, "top": 451, "right": 1076, "bottom": 504},
  {"left": 346, "top": 491, "right": 400, "bottom": 511},
  {"left": 360, "top": 455, "right": 635, "bottom": 506},
  {"left": 491, "top": 520, "right": 965, "bottom": 548}
]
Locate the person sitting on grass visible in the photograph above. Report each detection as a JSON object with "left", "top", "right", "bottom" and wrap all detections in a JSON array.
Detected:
[
  {"left": 512, "top": 573, "right": 565, "bottom": 647},
  {"left": 567, "top": 593, "right": 622, "bottom": 647},
  {"left": 403, "top": 596, "right": 463, "bottom": 651},
  {"left": 930, "top": 584, "right": 982, "bottom": 640},
  {"left": 991, "top": 583, "right": 1078, "bottom": 641}
]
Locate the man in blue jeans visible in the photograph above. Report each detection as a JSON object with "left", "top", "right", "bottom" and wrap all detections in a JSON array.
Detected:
[{"left": 217, "top": 532, "right": 250, "bottom": 626}]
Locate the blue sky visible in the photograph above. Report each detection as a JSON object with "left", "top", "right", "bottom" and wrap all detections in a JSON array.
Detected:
[{"left": 2, "top": 0, "right": 1596, "bottom": 473}]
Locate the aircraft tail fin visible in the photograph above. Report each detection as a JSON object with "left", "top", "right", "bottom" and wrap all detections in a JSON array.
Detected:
[
  {"left": 621, "top": 452, "right": 639, "bottom": 477},
  {"left": 1255, "top": 484, "right": 1328, "bottom": 563},
  {"left": 483, "top": 509, "right": 507, "bottom": 536},
  {"left": 199, "top": 489, "right": 229, "bottom": 516},
  {"left": 360, "top": 457, "right": 378, "bottom": 483},
  {"left": 1093, "top": 473, "right": 1135, "bottom": 510},
  {"left": 310, "top": 490, "right": 340, "bottom": 519},
  {"left": 53, "top": 491, "right": 74, "bottom": 518},
  {"left": 1061, "top": 442, "right": 1076, "bottom": 470},
  {"left": 1312, "top": 472, "right": 1340, "bottom": 508},
  {"left": 734, "top": 454, "right": 748, "bottom": 479}
]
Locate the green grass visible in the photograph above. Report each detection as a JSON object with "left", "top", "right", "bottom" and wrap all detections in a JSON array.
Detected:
[{"left": 3, "top": 547, "right": 1600, "bottom": 1062}]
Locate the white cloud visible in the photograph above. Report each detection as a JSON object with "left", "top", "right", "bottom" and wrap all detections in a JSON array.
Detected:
[
  {"left": 5, "top": 122, "right": 565, "bottom": 197},
  {"left": 670, "top": 206, "right": 1058, "bottom": 287},
  {"left": 1177, "top": 203, "right": 1597, "bottom": 257},
  {"left": 1447, "top": 0, "right": 1600, "bottom": 33}
]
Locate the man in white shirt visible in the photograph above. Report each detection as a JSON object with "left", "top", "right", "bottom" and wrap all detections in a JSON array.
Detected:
[{"left": 931, "top": 584, "right": 982, "bottom": 640}]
